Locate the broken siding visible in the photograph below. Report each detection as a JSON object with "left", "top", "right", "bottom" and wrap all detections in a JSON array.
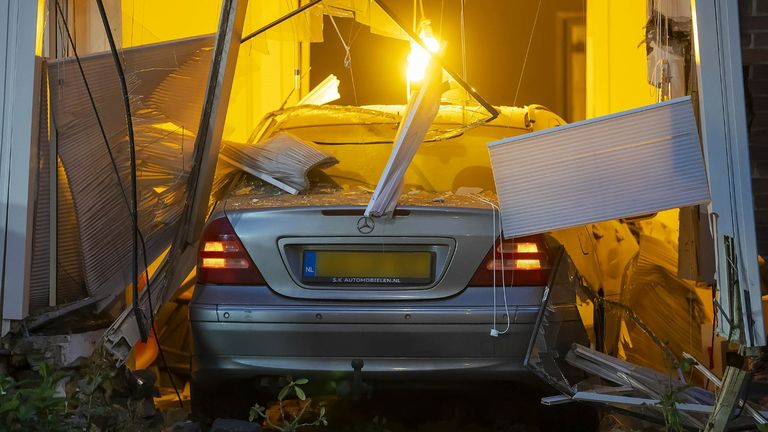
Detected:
[
  {"left": 48, "top": 37, "right": 213, "bottom": 305},
  {"left": 488, "top": 97, "right": 710, "bottom": 238}
]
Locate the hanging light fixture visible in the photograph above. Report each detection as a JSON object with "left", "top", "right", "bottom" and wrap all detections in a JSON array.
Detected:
[{"left": 406, "top": 20, "right": 441, "bottom": 83}]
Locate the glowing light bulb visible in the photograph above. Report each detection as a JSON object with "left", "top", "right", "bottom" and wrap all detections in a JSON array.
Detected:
[{"left": 406, "top": 23, "right": 440, "bottom": 82}]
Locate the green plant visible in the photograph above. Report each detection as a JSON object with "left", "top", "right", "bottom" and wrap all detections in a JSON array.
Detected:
[
  {"left": 656, "top": 384, "right": 690, "bottom": 432},
  {"left": 249, "top": 377, "right": 328, "bottom": 431},
  {"left": 70, "top": 356, "right": 118, "bottom": 428},
  {"left": 0, "top": 363, "right": 69, "bottom": 431}
]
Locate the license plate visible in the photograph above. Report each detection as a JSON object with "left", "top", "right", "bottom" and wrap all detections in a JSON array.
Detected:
[{"left": 302, "top": 250, "right": 434, "bottom": 285}]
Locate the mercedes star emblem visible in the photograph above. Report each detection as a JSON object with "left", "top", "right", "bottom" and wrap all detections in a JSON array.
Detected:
[{"left": 356, "top": 216, "right": 375, "bottom": 234}]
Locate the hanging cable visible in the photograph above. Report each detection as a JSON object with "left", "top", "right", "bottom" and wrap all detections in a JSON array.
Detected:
[
  {"left": 460, "top": 0, "right": 467, "bottom": 81},
  {"left": 327, "top": 12, "right": 358, "bottom": 104},
  {"left": 513, "top": 0, "right": 543, "bottom": 107},
  {"left": 94, "top": 0, "right": 145, "bottom": 344},
  {"left": 464, "top": 193, "right": 512, "bottom": 336},
  {"left": 57, "top": 0, "right": 182, "bottom": 407},
  {"left": 438, "top": 0, "right": 444, "bottom": 40}
]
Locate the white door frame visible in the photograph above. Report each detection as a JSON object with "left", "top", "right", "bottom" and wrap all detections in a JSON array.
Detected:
[
  {"left": 692, "top": 0, "right": 765, "bottom": 347},
  {"left": 0, "top": 0, "right": 41, "bottom": 326}
]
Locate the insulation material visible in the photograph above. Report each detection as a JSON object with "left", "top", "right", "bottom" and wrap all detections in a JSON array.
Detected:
[
  {"left": 48, "top": 36, "right": 215, "bottom": 305},
  {"left": 220, "top": 133, "right": 338, "bottom": 194},
  {"left": 365, "top": 61, "right": 445, "bottom": 216},
  {"left": 488, "top": 97, "right": 709, "bottom": 238}
]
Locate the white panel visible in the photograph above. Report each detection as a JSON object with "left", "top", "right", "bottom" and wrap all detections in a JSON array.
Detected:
[
  {"left": 0, "top": 0, "right": 40, "bottom": 321},
  {"left": 692, "top": 0, "right": 764, "bottom": 346},
  {"left": 489, "top": 97, "right": 709, "bottom": 238}
]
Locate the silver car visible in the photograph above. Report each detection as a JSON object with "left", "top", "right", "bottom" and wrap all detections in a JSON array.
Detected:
[{"left": 190, "top": 104, "right": 588, "bottom": 406}]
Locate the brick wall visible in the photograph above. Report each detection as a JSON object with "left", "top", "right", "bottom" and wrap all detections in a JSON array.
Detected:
[{"left": 740, "top": 0, "right": 768, "bottom": 256}]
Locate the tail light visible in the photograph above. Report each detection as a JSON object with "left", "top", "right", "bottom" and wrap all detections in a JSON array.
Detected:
[
  {"left": 198, "top": 216, "right": 266, "bottom": 285},
  {"left": 468, "top": 234, "right": 551, "bottom": 286}
]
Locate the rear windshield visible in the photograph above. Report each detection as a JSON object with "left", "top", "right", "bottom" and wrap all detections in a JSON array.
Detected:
[
  {"left": 225, "top": 105, "right": 565, "bottom": 208},
  {"left": 226, "top": 175, "right": 499, "bottom": 211},
  {"left": 257, "top": 105, "right": 546, "bottom": 194}
]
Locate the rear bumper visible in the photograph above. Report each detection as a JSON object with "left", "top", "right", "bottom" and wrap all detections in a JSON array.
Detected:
[{"left": 190, "top": 285, "right": 587, "bottom": 384}]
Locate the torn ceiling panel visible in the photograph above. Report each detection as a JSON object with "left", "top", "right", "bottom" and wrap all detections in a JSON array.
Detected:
[
  {"left": 48, "top": 36, "right": 214, "bottom": 306},
  {"left": 489, "top": 97, "right": 710, "bottom": 238}
]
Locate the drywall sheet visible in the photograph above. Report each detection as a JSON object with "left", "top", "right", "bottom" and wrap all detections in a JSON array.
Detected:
[{"left": 488, "top": 97, "right": 709, "bottom": 238}]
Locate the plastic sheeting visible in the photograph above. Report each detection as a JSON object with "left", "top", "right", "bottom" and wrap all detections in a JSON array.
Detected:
[
  {"left": 29, "top": 62, "right": 88, "bottom": 313},
  {"left": 618, "top": 234, "right": 707, "bottom": 370},
  {"left": 48, "top": 35, "right": 216, "bottom": 306}
]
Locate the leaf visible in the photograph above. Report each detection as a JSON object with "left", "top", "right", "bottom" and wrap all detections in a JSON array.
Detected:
[
  {"left": 294, "top": 386, "right": 306, "bottom": 401},
  {"left": 278, "top": 385, "right": 291, "bottom": 401},
  {"left": 319, "top": 406, "right": 326, "bottom": 416},
  {"left": 294, "top": 378, "right": 309, "bottom": 385}
]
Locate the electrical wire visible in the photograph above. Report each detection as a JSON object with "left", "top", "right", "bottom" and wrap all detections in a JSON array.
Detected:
[
  {"left": 513, "top": 0, "right": 543, "bottom": 107},
  {"left": 327, "top": 12, "right": 358, "bottom": 105},
  {"left": 466, "top": 194, "right": 512, "bottom": 335},
  {"left": 55, "top": 0, "right": 182, "bottom": 407},
  {"left": 94, "top": 0, "right": 146, "bottom": 345}
]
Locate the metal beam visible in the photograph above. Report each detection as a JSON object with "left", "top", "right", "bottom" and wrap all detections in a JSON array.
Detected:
[{"left": 571, "top": 392, "right": 715, "bottom": 414}]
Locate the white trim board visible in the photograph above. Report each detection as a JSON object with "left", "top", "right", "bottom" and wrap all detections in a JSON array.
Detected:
[
  {"left": 692, "top": 0, "right": 765, "bottom": 346},
  {"left": 0, "top": 0, "right": 40, "bottom": 323}
]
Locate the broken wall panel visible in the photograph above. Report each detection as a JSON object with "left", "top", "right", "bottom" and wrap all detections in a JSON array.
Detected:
[
  {"left": 617, "top": 234, "right": 707, "bottom": 371},
  {"left": 488, "top": 97, "right": 709, "bottom": 238},
  {"left": 29, "top": 65, "right": 87, "bottom": 313},
  {"left": 48, "top": 36, "right": 214, "bottom": 306}
]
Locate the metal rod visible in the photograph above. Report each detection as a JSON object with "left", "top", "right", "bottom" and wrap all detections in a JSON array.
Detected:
[{"left": 241, "top": 0, "right": 321, "bottom": 43}]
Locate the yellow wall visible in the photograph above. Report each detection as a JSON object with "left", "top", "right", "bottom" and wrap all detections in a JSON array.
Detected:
[
  {"left": 586, "top": 0, "right": 655, "bottom": 117},
  {"left": 121, "top": 0, "right": 308, "bottom": 143}
]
